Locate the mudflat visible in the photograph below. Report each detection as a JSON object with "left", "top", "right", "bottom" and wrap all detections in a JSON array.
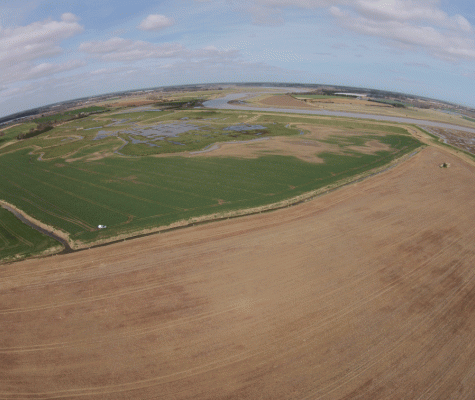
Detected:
[{"left": 1, "top": 146, "right": 475, "bottom": 399}]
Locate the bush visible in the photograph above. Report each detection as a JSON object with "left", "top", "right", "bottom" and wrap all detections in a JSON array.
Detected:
[{"left": 17, "top": 124, "right": 53, "bottom": 140}]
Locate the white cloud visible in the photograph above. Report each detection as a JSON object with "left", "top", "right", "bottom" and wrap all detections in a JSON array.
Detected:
[
  {"left": 245, "top": 4, "right": 285, "bottom": 25},
  {"left": 0, "top": 54, "right": 308, "bottom": 118},
  {"left": 80, "top": 36, "right": 240, "bottom": 62},
  {"left": 0, "top": 85, "right": 33, "bottom": 99},
  {"left": 61, "top": 12, "right": 80, "bottom": 23},
  {"left": 188, "top": 46, "right": 240, "bottom": 60},
  {"left": 249, "top": 48, "right": 305, "bottom": 62},
  {"left": 352, "top": 0, "right": 472, "bottom": 32},
  {"left": 138, "top": 14, "right": 174, "bottom": 31},
  {"left": 0, "top": 14, "right": 85, "bottom": 86},
  {"left": 241, "top": 0, "right": 472, "bottom": 31},
  {"left": 89, "top": 68, "right": 119, "bottom": 76},
  {"left": 79, "top": 37, "right": 185, "bottom": 61},
  {"left": 0, "top": 59, "right": 86, "bottom": 86},
  {"left": 236, "top": 0, "right": 475, "bottom": 62},
  {"left": 230, "top": 0, "right": 337, "bottom": 25},
  {"left": 0, "top": 15, "right": 83, "bottom": 66},
  {"left": 404, "top": 61, "right": 432, "bottom": 69},
  {"left": 243, "top": 0, "right": 334, "bottom": 8},
  {"left": 330, "top": 6, "right": 475, "bottom": 61},
  {"left": 462, "top": 72, "right": 475, "bottom": 80},
  {"left": 241, "top": 0, "right": 473, "bottom": 31},
  {"left": 25, "top": 60, "right": 86, "bottom": 80}
]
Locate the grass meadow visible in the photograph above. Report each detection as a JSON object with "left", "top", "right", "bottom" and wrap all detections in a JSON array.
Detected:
[
  {"left": 0, "top": 107, "right": 422, "bottom": 258},
  {"left": 0, "top": 206, "right": 62, "bottom": 262},
  {"left": 0, "top": 134, "right": 421, "bottom": 249}
]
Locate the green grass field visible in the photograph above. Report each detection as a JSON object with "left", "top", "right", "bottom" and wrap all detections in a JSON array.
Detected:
[
  {"left": 0, "top": 123, "right": 37, "bottom": 147},
  {"left": 0, "top": 206, "right": 62, "bottom": 263},
  {"left": 0, "top": 108, "right": 423, "bottom": 258},
  {"left": 0, "top": 133, "right": 421, "bottom": 248}
]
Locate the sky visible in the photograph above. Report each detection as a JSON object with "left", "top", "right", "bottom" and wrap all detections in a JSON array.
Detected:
[{"left": 0, "top": 0, "right": 474, "bottom": 118}]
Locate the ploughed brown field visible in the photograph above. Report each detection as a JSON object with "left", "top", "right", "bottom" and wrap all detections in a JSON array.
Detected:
[{"left": 2, "top": 146, "right": 475, "bottom": 399}]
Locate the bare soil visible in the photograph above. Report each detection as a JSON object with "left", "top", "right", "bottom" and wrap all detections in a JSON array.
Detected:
[{"left": 2, "top": 146, "right": 475, "bottom": 399}]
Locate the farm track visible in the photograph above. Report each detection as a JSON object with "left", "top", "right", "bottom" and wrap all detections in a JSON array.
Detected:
[{"left": 2, "top": 146, "right": 475, "bottom": 398}]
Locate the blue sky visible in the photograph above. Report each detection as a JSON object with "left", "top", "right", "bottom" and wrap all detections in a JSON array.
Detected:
[{"left": 0, "top": 0, "right": 474, "bottom": 117}]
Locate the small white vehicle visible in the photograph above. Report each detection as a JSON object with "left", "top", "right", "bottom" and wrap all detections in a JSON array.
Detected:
[{"left": 97, "top": 224, "right": 107, "bottom": 229}]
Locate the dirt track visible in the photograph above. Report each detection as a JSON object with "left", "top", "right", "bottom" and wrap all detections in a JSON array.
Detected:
[{"left": 1, "top": 146, "right": 475, "bottom": 399}]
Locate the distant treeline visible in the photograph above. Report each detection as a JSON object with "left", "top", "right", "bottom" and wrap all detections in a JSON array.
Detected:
[
  {"left": 0, "top": 108, "right": 44, "bottom": 125},
  {"left": 33, "top": 106, "right": 107, "bottom": 124},
  {"left": 16, "top": 106, "right": 108, "bottom": 140},
  {"left": 155, "top": 99, "right": 202, "bottom": 109},
  {"left": 369, "top": 99, "right": 408, "bottom": 108},
  {"left": 17, "top": 123, "right": 54, "bottom": 140}
]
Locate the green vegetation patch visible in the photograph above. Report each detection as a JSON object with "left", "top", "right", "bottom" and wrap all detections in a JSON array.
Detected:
[
  {"left": 0, "top": 133, "right": 422, "bottom": 253},
  {"left": 117, "top": 121, "right": 299, "bottom": 156},
  {"left": 0, "top": 206, "right": 62, "bottom": 263},
  {"left": 0, "top": 123, "right": 37, "bottom": 147},
  {"left": 17, "top": 124, "right": 54, "bottom": 140},
  {"left": 370, "top": 99, "right": 412, "bottom": 108},
  {"left": 0, "top": 110, "right": 412, "bottom": 162},
  {"left": 1, "top": 123, "right": 38, "bottom": 138}
]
